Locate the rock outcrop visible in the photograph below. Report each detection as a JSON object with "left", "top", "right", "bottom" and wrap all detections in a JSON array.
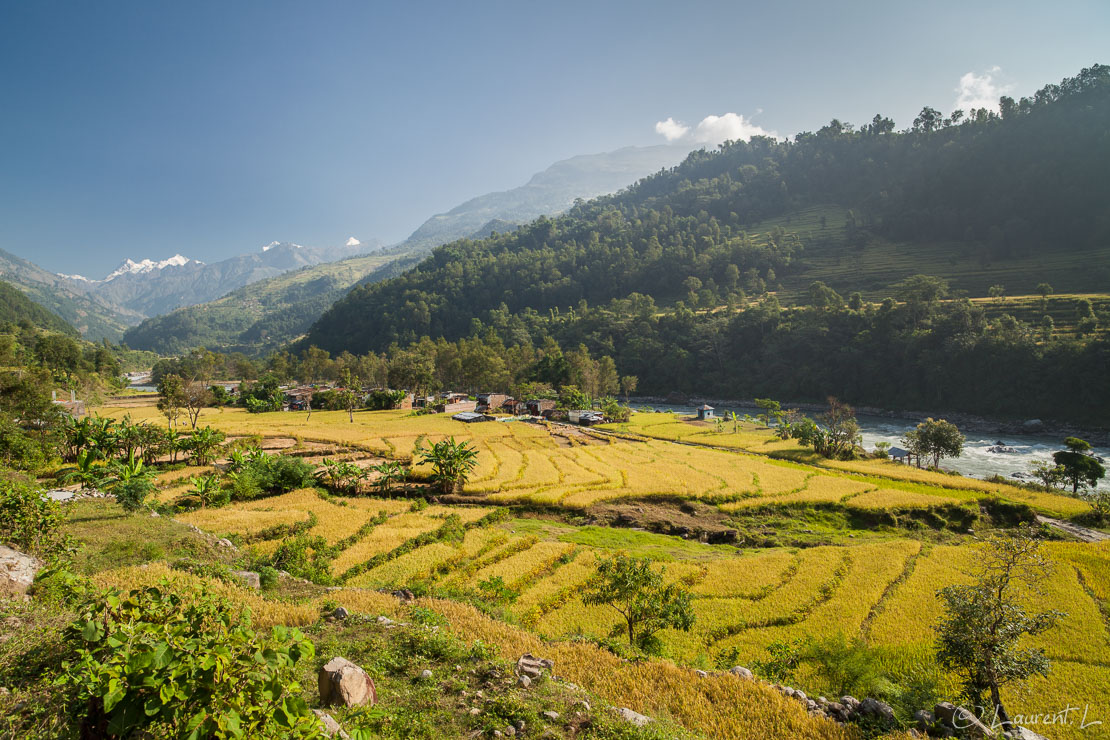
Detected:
[
  {"left": 318, "top": 657, "right": 376, "bottom": 707},
  {"left": 0, "top": 545, "right": 41, "bottom": 598}
]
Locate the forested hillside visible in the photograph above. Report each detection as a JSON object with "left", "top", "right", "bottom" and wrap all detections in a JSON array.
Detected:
[
  {"left": 0, "top": 248, "right": 140, "bottom": 340},
  {"left": 0, "top": 280, "right": 76, "bottom": 335}
]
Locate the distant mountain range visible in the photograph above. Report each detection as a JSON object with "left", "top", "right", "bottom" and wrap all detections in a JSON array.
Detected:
[
  {"left": 115, "top": 145, "right": 688, "bottom": 354},
  {"left": 2, "top": 143, "right": 688, "bottom": 347}
]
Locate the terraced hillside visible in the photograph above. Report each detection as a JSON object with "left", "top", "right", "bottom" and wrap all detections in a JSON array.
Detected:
[{"left": 82, "top": 400, "right": 1110, "bottom": 738}]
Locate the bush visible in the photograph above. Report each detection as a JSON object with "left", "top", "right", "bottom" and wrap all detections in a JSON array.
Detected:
[
  {"left": 113, "top": 477, "right": 156, "bottom": 512},
  {"left": 261, "top": 534, "right": 333, "bottom": 584},
  {"left": 803, "top": 632, "right": 886, "bottom": 699},
  {"left": 57, "top": 576, "right": 320, "bottom": 738},
  {"left": 0, "top": 477, "right": 70, "bottom": 558},
  {"left": 259, "top": 566, "right": 279, "bottom": 590}
]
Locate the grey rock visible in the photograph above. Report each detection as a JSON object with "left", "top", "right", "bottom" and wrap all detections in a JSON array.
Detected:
[
  {"left": 517, "top": 675, "right": 532, "bottom": 688},
  {"left": 333, "top": 606, "right": 349, "bottom": 619},
  {"left": 613, "top": 707, "right": 653, "bottom": 727},
  {"left": 841, "top": 696, "right": 860, "bottom": 710},
  {"left": 0, "top": 546, "right": 41, "bottom": 598},
  {"left": 517, "top": 653, "right": 554, "bottom": 679},
  {"left": 934, "top": 701, "right": 958, "bottom": 725},
  {"left": 1008, "top": 727, "right": 1049, "bottom": 740},
  {"left": 514, "top": 720, "right": 526, "bottom": 731},
  {"left": 468, "top": 707, "right": 481, "bottom": 716},
  {"left": 858, "top": 698, "right": 897, "bottom": 727},
  {"left": 915, "top": 709, "right": 935, "bottom": 730},
  {"left": 541, "top": 710, "right": 560, "bottom": 721},
  {"left": 216, "top": 537, "right": 234, "bottom": 549},
  {"left": 313, "top": 709, "right": 350, "bottom": 739},
  {"left": 230, "top": 570, "right": 260, "bottom": 589},
  {"left": 728, "top": 665, "right": 754, "bottom": 680},
  {"left": 794, "top": 690, "right": 808, "bottom": 703},
  {"left": 503, "top": 727, "right": 516, "bottom": 737},
  {"left": 694, "top": 669, "right": 708, "bottom": 678},
  {"left": 419, "top": 669, "right": 433, "bottom": 679},
  {"left": 319, "top": 657, "right": 376, "bottom": 707},
  {"left": 573, "top": 699, "right": 590, "bottom": 712}
]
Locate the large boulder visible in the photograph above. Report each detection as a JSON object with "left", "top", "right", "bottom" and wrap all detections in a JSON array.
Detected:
[
  {"left": 318, "top": 657, "right": 376, "bottom": 707},
  {"left": 0, "top": 545, "right": 41, "bottom": 598},
  {"left": 857, "top": 698, "right": 897, "bottom": 727},
  {"left": 728, "top": 665, "right": 754, "bottom": 680}
]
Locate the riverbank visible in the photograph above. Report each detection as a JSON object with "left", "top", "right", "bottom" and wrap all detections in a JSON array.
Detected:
[{"left": 631, "top": 394, "right": 1110, "bottom": 446}]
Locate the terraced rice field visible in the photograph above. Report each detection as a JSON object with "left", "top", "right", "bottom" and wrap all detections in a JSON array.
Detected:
[{"left": 93, "top": 402, "right": 1110, "bottom": 737}]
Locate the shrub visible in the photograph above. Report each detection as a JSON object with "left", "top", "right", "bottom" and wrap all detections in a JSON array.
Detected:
[
  {"left": 56, "top": 576, "right": 320, "bottom": 738},
  {"left": 259, "top": 566, "right": 279, "bottom": 590},
  {"left": 803, "top": 632, "right": 886, "bottom": 699},
  {"left": 262, "top": 534, "right": 333, "bottom": 584},
  {"left": 0, "top": 477, "right": 70, "bottom": 558},
  {"left": 112, "top": 477, "right": 156, "bottom": 512}
]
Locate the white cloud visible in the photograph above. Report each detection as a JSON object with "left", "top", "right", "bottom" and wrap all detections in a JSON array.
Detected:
[
  {"left": 654, "top": 117, "right": 690, "bottom": 141},
  {"left": 655, "top": 112, "right": 776, "bottom": 145},
  {"left": 693, "top": 113, "right": 775, "bottom": 145},
  {"left": 346, "top": 237, "right": 360, "bottom": 246},
  {"left": 955, "top": 66, "right": 1013, "bottom": 112}
]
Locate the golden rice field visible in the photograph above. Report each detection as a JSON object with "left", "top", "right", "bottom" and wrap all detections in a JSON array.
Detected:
[
  {"left": 91, "top": 402, "right": 1110, "bottom": 737},
  {"left": 93, "top": 493, "right": 1110, "bottom": 740},
  {"left": 101, "top": 404, "right": 1084, "bottom": 517}
]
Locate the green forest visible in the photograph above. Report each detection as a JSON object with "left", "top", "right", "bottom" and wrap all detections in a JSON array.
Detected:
[{"left": 294, "top": 66, "right": 1109, "bottom": 422}]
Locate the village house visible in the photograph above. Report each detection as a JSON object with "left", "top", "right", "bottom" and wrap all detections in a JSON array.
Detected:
[
  {"left": 696, "top": 404, "right": 715, "bottom": 421},
  {"left": 476, "top": 393, "right": 510, "bottom": 413},
  {"left": 525, "top": 399, "right": 556, "bottom": 416}
]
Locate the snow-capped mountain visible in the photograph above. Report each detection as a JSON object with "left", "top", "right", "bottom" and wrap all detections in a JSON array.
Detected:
[
  {"left": 104, "top": 254, "right": 200, "bottom": 281},
  {"left": 53, "top": 239, "right": 377, "bottom": 319}
]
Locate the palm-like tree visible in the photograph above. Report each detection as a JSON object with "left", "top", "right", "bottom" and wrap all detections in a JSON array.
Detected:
[
  {"left": 415, "top": 437, "right": 479, "bottom": 494},
  {"left": 372, "top": 461, "right": 407, "bottom": 495},
  {"left": 187, "top": 426, "right": 225, "bottom": 466},
  {"left": 188, "top": 474, "right": 223, "bottom": 508},
  {"left": 59, "top": 449, "right": 102, "bottom": 490}
]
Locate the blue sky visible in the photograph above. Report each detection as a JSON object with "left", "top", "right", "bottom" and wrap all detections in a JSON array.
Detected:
[{"left": 1, "top": 0, "right": 1107, "bottom": 277}]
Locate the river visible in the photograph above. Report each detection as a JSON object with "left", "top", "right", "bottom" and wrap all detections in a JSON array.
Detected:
[{"left": 631, "top": 403, "right": 1109, "bottom": 492}]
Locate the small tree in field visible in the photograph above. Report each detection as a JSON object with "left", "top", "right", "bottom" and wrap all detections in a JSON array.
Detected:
[
  {"left": 935, "top": 527, "right": 1064, "bottom": 732},
  {"left": 583, "top": 553, "right": 695, "bottom": 650},
  {"left": 1053, "top": 437, "right": 1105, "bottom": 495},
  {"left": 415, "top": 437, "right": 478, "bottom": 494},
  {"left": 904, "top": 417, "right": 965, "bottom": 469}
]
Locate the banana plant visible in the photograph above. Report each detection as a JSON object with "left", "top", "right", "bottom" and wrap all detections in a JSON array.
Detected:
[
  {"left": 59, "top": 449, "right": 102, "bottom": 490},
  {"left": 187, "top": 426, "right": 226, "bottom": 466},
  {"left": 372, "top": 461, "right": 407, "bottom": 495},
  {"left": 188, "top": 474, "right": 224, "bottom": 509}
]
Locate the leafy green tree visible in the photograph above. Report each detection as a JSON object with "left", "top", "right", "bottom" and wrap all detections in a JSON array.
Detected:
[
  {"left": 1053, "top": 437, "right": 1105, "bottom": 494},
  {"left": 1029, "top": 459, "right": 1065, "bottom": 490},
  {"left": 806, "top": 281, "right": 843, "bottom": 310},
  {"left": 619, "top": 374, "right": 638, "bottom": 403},
  {"left": 414, "top": 437, "right": 479, "bottom": 494},
  {"left": 58, "top": 577, "right": 320, "bottom": 738},
  {"left": 903, "top": 418, "right": 965, "bottom": 469},
  {"left": 1035, "top": 282, "right": 1053, "bottom": 310},
  {"left": 583, "top": 553, "right": 695, "bottom": 650},
  {"left": 935, "top": 528, "right": 1064, "bottom": 732},
  {"left": 157, "top": 374, "right": 186, "bottom": 428}
]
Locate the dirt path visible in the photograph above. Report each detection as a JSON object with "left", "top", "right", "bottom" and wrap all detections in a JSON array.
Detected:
[{"left": 1036, "top": 515, "right": 1110, "bottom": 543}]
